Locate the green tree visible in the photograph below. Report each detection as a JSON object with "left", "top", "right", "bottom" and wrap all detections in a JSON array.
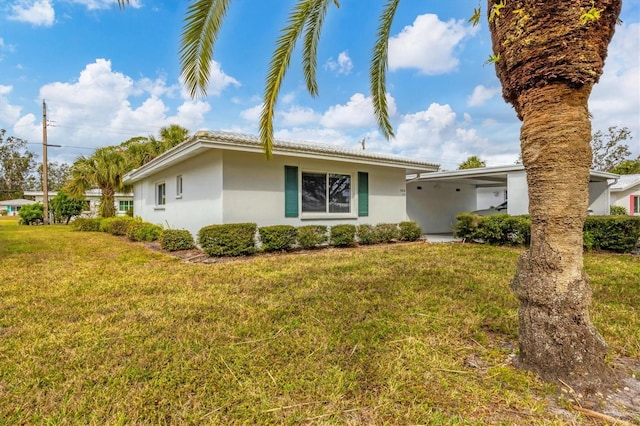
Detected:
[
  {"left": 67, "top": 147, "right": 130, "bottom": 218},
  {"left": 609, "top": 156, "right": 640, "bottom": 174},
  {"left": 458, "top": 156, "right": 487, "bottom": 170},
  {"left": 159, "top": 124, "right": 190, "bottom": 151},
  {"left": 118, "top": 0, "right": 622, "bottom": 390},
  {"left": 0, "top": 129, "right": 36, "bottom": 201},
  {"left": 50, "top": 190, "right": 85, "bottom": 224},
  {"left": 591, "top": 126, "right": 633, "bottom": 171}
]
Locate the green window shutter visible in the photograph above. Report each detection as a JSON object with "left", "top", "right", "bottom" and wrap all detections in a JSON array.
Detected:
[
  {"left": 284, "top": 166, "right": 299, "bottom": 217},
  {"left": 358, "top": 171, "right": 369, "bottom": 217}
]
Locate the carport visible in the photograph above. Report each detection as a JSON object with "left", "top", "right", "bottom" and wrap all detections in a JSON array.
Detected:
[{"left": 406, "top": 165, "right": 618, "bottom": 234}]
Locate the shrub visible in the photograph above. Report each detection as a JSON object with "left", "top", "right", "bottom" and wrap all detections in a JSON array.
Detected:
[
  {"left": 70, "top": 217, "right": 101, "bottom": 232},
  {"left": 259, "top": 225, "right": 297, "bottom": 252},
  {"left": 100, "top": 216, "right": 138, "bottom": 236},
  {"left": 453, "top": 213, "right": 482, "bottom": 242},
  {"left": 18, "top": 203, "right": 43, "bottom": 225},
  {"left": 198, "top": 223, "right": 257, "bottom": 257},
  {"left": 160, "top": 229, "right": 196, "bottom": 251},
  {"left": 399, "top": 221, "right": 422, "bottom": 241},
  {"left": 375, "top": 223, "right": 400, "bottom": 243},
  {"left": 297, "top": 225, "right": 328, "bottom": 249},
  {"left": 330, "top": 224, "right": 356, "bottom": 247},
  {"left": 357, "top": 224, "right": 379, "bottom": 245},
  {"left": 583, "top": 216, "right": 640, "bottom": 253},
  {"left": 610, "top": 205, "right": 628, "bottom": 215},
  {"left": 127, "top": 222, "right": 163, "bottom": 242}
]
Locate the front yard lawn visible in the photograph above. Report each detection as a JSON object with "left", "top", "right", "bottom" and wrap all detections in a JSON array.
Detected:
[{"left": 0, "top": 218, "right": 638, "bottom": 424}]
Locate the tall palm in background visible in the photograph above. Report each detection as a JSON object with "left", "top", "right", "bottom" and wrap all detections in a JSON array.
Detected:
[
  {"left": 67, "top": 147, "right": 130, "bottom": 218},
  {"left": 117, "top": 0, "right": 623, "bottom": 390}
]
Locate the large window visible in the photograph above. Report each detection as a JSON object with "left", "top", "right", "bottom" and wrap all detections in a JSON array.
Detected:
[
  {"left": 119, "top": 200, "right": 133, "bottom": 212},
  {"left": 634, "top": 195, "right": 639, "bottom": 214},
  {"left": 301, "top": 172, "right": 350, "bottom": 213},
  {"left": 156, "top": 182, "right": 166, "bottom": 206}
]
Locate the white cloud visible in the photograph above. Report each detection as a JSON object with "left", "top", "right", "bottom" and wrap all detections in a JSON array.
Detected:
[
  {"left": 240, "top": 104, "right": 262, "bottom": 122},
  {"left": 325, "top": 51, "right": 354, "bottom": 75},
  {"left": 280, "top": 105, "right": 321, "bottom": 127},
  {"left": 321, "top": 93, "right": 397, "bottom": 129},
  {"left": 590, "top": 22, "right": 640, "bottom": 156},
  {"left": 0, "top": 85, "right": 23, "bottom": 126},
  {"left": 186, "top": 60, "right": 240, "bottom": 98},
  {"left": 67, "top": 0, "right": 142, "bottom": 10},
  {"left": 8, "top": 0, "right": 55, "bottom": 26},
  {"left": 388, "top": 14, "right": 478, "bottom": 75},
  {"left": 467, "top": 85, "right": 501, "bottom": 107},
  {"left": 6, "top": 59, "right": 213, "bottom": 163}
]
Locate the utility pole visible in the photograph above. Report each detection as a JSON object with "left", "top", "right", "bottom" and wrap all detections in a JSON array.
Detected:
[
  {"left": 41, "top": 100, "right": 61, "bottom": 225},
  {"left": 42, "top": 100, "right": 49, "bottom": 225}
]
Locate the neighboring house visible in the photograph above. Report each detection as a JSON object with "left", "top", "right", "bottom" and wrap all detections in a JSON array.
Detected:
[
  {"left": 24, "top": 190, "right": 134, "bottom": 217},
  {"left": 610, "top": 174, "right": 640, "bottom": 215},
  {"left": 0, "top": 199, "right": 36, "bottom": 216},
  {"left": 123, "top": 131, "right": 439, "bottom": 237},
  {"left": 406, "top": 165, "right": 619, "bottom": 234}
]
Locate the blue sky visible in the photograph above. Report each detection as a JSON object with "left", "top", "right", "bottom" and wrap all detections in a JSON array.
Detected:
[{"left": 1, "top": 0, "right": 638, "bottom": 169}]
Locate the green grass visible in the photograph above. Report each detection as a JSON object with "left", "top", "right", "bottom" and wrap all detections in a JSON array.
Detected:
[{"left": 0, "top": 218, "right": 638, "bottom": 424}]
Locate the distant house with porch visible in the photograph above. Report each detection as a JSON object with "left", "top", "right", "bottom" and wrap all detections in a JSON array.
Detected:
[
  {"left": 0, "top": 199, "right": 36, "bottom": 216},
  {"left": 610, "top": 174, "right": 640, "bottom": 215},
  {"left": 24, "top": 190, "right": 134, "bottom": 217}
]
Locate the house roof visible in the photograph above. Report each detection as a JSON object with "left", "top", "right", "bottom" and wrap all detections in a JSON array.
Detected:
[
  {"left": 0, "top": 198, "right": 36, "bottom": 207},
  {"left": 123, "top": 130, "right": 440, "bottom": 183},
  {"left": 408, "top": 164, "right": 619, "bottom": 187},
  {"left": 610, "top": 174, "right": 640, "bottom": 192},
  {"left": 23, "top": 190, "right": 133, "bottom": 198}
]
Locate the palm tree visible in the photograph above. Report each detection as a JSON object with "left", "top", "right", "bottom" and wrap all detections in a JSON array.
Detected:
[
  {"left": 67, "top": 147, "right": 130, "bottom": 218},
  {"left": 117, "top": 0, "right": 623, "bottom": 390},
  {"left": 458, "top": 156, "right": 487, "bottom": 170},
  {"left": 159, "top": 124, "right": 190, "bottom": 151}
]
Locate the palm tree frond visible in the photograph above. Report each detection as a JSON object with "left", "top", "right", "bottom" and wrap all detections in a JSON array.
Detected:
[
  {"left": 117, "top": 0, "right": 128, "bottom": 9},
  {"left": 180, "top": 0, "right": 232, "bottom": 98},
  {"left": 261, "top": 0, "right": 315, "bottom": 158},
  {"left": 370, "top": 0, "right": 399, "bottom": 140},
  {"left": 302, "top": 0, "right": 334, "bottom": 97}
]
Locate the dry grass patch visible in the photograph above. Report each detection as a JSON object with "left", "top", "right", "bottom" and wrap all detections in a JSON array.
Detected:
[{"left": 0, "top": 219, "right": 638, "bottom": 424}]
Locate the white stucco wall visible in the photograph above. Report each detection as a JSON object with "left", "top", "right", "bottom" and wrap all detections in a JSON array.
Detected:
[
  {"left": 406, "top": 180, "right": 476, "bottom": 233},
  {"left": 133, "top": 149, "right": 223, "bottom": 237},
  {"left": 220, "top": 150, "right": 408, "bottom": 227},
  {"left": 611, "top": 188, "right": 640, "bottom": 215},
  {"left": 507, "top": 172, "right": 529, "bottom": 215},
  {"left": 476, "top": 187, "right": 507, "bottom": 210},
  {"left": 588, "top": 181, "right": 610, "bottom": 215}
]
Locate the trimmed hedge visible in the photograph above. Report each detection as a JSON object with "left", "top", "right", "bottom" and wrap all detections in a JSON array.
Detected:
[
  {"left": 198, "top": 223, "right": 257, "bottom": 257},
  {"left": 454, "top": 213, "right": 640, "bottom": 252},
  {"left": 160, "top": 229, "right": 196, "bottom": 251},
  {"left": 584, "top": 216, "right": 640, "bottom": 252},
  {"left": 375, "top": 223, "right": 400, "bottom": 243},
  {"left": 100, "top": 216, "right": 138, "bottom": 236},
  {"left": 357, "top": 224, "right": 379, "bottom": 245},
  {"left": 127, "top": 222, "right": 163, "bottom": 242},
  {"left": 259, "top": 225, "right": 298, "bottom": 252},
  {"left": 399, "top": 221, "right": 422, "bottom": 241},
  {"left": 18, "top": 203, "right": 43, "bottom": 225},
  {"left": 330, "top": 224, "right": 357, "bottom": 247},
  {"left": 610, "top": 205, "right": 628, "bottom": 215},
  {"left": 70, "top": 217, "right": 101, "bottom": 232},
  {"left": 297, "top": 225, "right": 328, "bottom": 249}
]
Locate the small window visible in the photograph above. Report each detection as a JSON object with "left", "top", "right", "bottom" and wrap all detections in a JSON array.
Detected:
[
  {"left": 119, "top": 200, "right": 133, "bottom": 212},
  {"left": 176, "top": 175, "right": 183, "bottom": 197},
  {"left": 301, "top": 172, "right": 350, "bottom": 214},
  {"left": 156, "top": 182, "right": 166, "bottom": 206},
  {"left": 634, "top": 195, "right": 640, "bottom": 214}
]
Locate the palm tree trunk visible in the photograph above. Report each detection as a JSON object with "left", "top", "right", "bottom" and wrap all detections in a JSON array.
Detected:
[
  {"left": 99, "top": 186, "right": 116, "bottom": 218},
  {"left": 511, "top": 82, "right": 609, "bottom": 388}
]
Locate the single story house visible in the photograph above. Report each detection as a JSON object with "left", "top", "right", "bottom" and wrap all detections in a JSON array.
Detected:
[
  {"left": 0, "top": 199, "right": 36, "bottom": 216},
  {"left": 610, "top": 174, "right": 640, "bottom": 215},
  {"left": 123, "top": 131, "right": 439, "bottom": 237},
  {"left": 24, "top": 190, "right": 134, "bottom": 217},
  {"left": 406, "top": 165, "right": 619, "bottom": 234}
]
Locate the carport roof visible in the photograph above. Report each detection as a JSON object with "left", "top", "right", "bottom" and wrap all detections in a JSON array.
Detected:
[{"left": 408, "top": 165, "right": 619, "bottom": 187}]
